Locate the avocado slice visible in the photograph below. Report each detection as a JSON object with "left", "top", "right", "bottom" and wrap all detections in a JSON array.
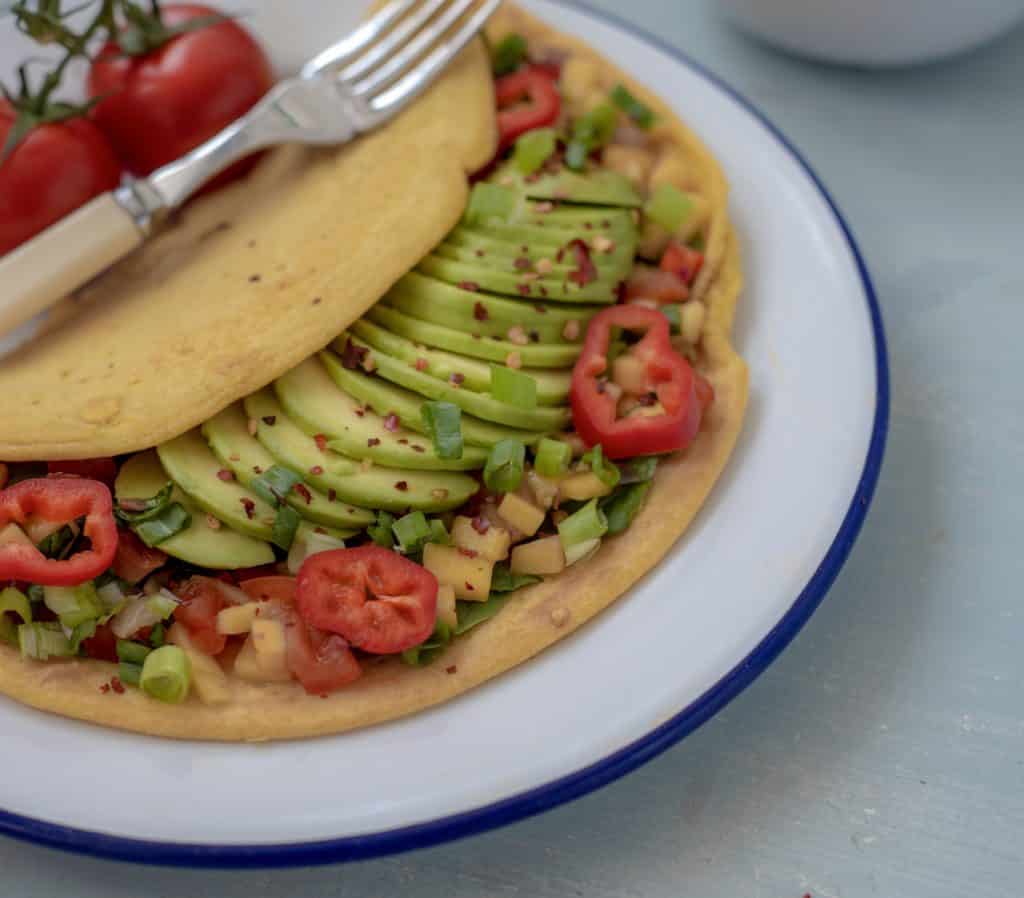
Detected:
[
  {"left": 274, "top": 357, "right": 487, "bottom": 471},
  {"left": 364, "top": 305, "right": 581, "bottom": 369},
  {"left": 203, "top": 403, "right": 375, "bottom": 530},
  {"left": 329, "top": 340, "right": 570, "bottom": 433},
  {"left": 157, "top": 430, "right": 279, "bottom": 543},
  {"left": 348, "top": 320, "right": 571, "bottom": 406},
  {"left": 434, "top": 238, "right": 631, "bottom": 277},
  {"left": 385, "top": 272, "right": 603, "bottom": 342},
  {"left": 115, "top": 451, "right": 274, "bottom": 570},
  {"left": 497, "top": 164, "right": 643, "bottom": 208},
  {"left": 321, "top": 355, "right": 545, "bottom": 448},
  {"left": 245, "top": 390, "right": 477, "bottom": 513}
]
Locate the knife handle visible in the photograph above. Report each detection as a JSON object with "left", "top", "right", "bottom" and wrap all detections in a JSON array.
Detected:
[{"left": 0, "top": 192, "right": 144, "bottom": 346}]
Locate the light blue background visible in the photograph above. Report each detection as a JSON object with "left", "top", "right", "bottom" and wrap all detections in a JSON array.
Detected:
[{"left": 3, "top": 2, "right": 1022, "bottom": 895}]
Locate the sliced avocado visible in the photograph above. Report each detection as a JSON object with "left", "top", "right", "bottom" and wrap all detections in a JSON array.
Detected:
[
  {"left": 434, "top": 239, "right": 630, "bottom": 277},
  {"left": 274, "top": 357, "right": 487, "bottom": 471},
  {"left": 245, "top": 390, "right": 477, "bottom": 513},
  {"left": 365, "top": 305, "right": 581, "bottom": 369},
  {"left": 328, "top": 341, "right": 570, "bottom": 432},
  {"left": 321, "top": 354, "right": 545, "bottom": 448},
  {"left": 202, "top": 403, "right": 374, "bottom": 530},
  {"left": 385, "top": 272, "right": 603, "bottom": 342},
  {"left": 297, "top": 520, "right": 356, "bottom": 543},
  {"left": 347, "top": 320, "right": 571, "bottom": 406},
  {"left": 115, "top": 452, "right": 274, "bottom": 570},
  {"left": 417, "top": 254, "right": 619, "bottom": 304},
  {"left": 157, "top": 430, "right": 277, "bottom": 542},
  {"left": 498, "top": 164, "right": 643, "bottom": 208}
]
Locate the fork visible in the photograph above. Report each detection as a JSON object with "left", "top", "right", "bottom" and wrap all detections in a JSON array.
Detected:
[{"left": 0, "top": 0, "right": 501, "bottom": 358}]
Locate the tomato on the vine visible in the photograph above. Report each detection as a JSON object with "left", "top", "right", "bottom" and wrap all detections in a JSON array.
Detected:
[
  {"left": 0, "top": 100, "right": 121, "bottom": 257},
  {"left": 87, "top": 3, "right": 273, "bottom": 182}
]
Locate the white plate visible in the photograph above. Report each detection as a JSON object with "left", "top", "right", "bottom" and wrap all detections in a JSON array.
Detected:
[{"left": 0, "top": 0, "right": 887, "bottom": 865}]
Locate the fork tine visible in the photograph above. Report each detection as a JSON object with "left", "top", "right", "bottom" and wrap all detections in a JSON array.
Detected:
[
  {"left": 352, "top": 0, "right": 478, "bottom": 98},
  {"left": 300, "top": 0, "right": 417, "bottom": 79},
  {"left": 340, "top": 0, "right": 451, "bottom": 84},
  {"left": 367, "top": 0, "right": 501, "bottom": 121}
]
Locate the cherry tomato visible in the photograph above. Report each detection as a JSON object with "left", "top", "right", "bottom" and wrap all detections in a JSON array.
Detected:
[
  {"left": 174, "top": 576, "right": 227, "bottom": 655},
  {"left": 495, "top": 65, "right": 561, "bottom": 152},
  {"left": 0, "top": 101, "right": 121, "bottom": 257},
  {"left": 295, "top": 546, "right": 438, "bottom": 655},
  {"left": 624, "top": 265, "right": 690, "bottom": 304},
  {"left": 47, "top": 457, "right": 118, "bottom": 488},
  {"left": 111, "top": 528, "right": 168, "bottom": 585},
  {"left": 87, "top": 4, "right": 273, "bottom": 183}
]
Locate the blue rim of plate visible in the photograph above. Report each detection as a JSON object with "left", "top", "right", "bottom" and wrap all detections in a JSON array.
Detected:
[{"left": 0, "top": 0, "right": 889, "bottom": 868}]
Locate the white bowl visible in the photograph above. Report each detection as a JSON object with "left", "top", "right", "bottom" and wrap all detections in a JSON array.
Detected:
[{"left": 717, "top": 0, "right": 1024, "bottom": 67}]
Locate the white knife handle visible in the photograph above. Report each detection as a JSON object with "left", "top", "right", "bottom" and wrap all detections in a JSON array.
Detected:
[{"left": 0, "top": 192, "right": 143, "bottom": 342}]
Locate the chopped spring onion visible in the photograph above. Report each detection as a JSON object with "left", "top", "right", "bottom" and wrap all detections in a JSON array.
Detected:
[
  {"left": 368, "top": 511, "right": 396, "bottom": 548},
  {"left": 392, "top": 511, "right": 432, "bottom": 553},
  {"left": 251, "top": 464, "right": 302, "bottom": 507},
  {"left": 581, "top": 444, "right": 621, "bottom": 489},
  {"left": 483, "top": 439, "right": 526, "bottom": 494},
  {"left": 429, "top": 518, "right": 450, "bottom": 546},
  {"left": 119, "top": 661, "right": 143, "bottom": 688},
  {"left": 149, "top": 622, "right": 166, "bottom": 648},
  {"left": 116, "top": 639, "right": 152, "bottom": 666},
  {"left": 557, "top": 498, "right": 608, "bottom": 550},
  {"left": 602, "top": 481, "right": 653, "bottom": 535},
  {"left": 643, "top": 183, "right": 694, "bottom": 234},
  {"left": 271, "top": 505, "right": 301, "bottom": 551},
  {"left": 421, "top": 400, "right": 464, "bottom": 460},
  {"left": 618, "top": 456, "right": 659, "bottom": 485},
  {"left": 0, "top": 586, "right": 32, "bottom": 646},
  {"left": 43, "top": 583, "right": 102, "bottom": 629},
  {"left": 660, "top": 304, "right": 682, "bottom": 334},
  {"left": 514, "top": 127, "right": 557, "bottom": 175},
  {"left": 534, "top": 437, "right": 572, "bottom": 477},
  {"left": 564, "top": 536, "right": 601, "bottom": 566},
  {"left": 565, "top": 103, "right": 618, "bottom": 171},
  {"left": 564, "top": 140, "right": 588, "bottom": 172},
  {"left": 133, "top": 502, "right": 191, "bottom": 547},
  {"left": 610, "top": 83, "right": 654, "bottom": 129},
  {"left": 26, "top": 584, "right": 44, "bottom": 604},
  {"left": 491, "top": 364, "right": 538, "bottom": 409},
  {"left": 287, "top": 528, "right": 345, "bottom": 575},
  {"left": 492, "top": 32, "right": 528, "bottom": 75},
  {"left": 96, "top": 580, "right": 126, "bottom": 612},
  {"left": 115, "top": 482, "right": 173, "bottom": 523},
  {"left": 464, "top": 182, "right": 516, "bottom": 226},
  {"left": 18, "top": 622, "right": 73, "bottom": 660},
  {"left": 69, "top": 619, "right": 97, "bottom": 653},
  {"left": 110, "top": 590, "right": 179, "bottom": 640},
  {"left": 140, "top": 645, "right": 191, "bottom": 703}
]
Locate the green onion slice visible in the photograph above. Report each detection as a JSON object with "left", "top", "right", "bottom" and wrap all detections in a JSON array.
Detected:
[
  {"left": 610, "top": 83, "right": 654, "bottom": 128},
  {"left": 0, "top": 587, "right": 32, "bottom": 646},
  {"left": 392, "top": 511, "right": 432, "bottom": 553},
  {"left": 133, "top": 502, "right": 191, "bottom": 547},
  {"left": 557, "top": 498, "right": 608, "bottom": 550},
  {"left": 483, "top": 439, "right": 526, "bottom": 494},
  {"left": 251, "top": 464, "right": 302, "bottom": 508},
  {"left": 491, "top": 364, "right": 538, "bottom": 410},
  {"left": 119, "top": 661, "right": 143, "bottom": 688},
  {"left": 643, "top": 183, "right": 694, "bottom": 234},
  {"left": 43, "top": 583, "right": 102, "bottom": 629},
  {"left": 116, "top": 639, "right": 152, "bottom": 666},
  {"left": 574, "top": 103, "right": 618, "bottom": 148},
  {"left": 534, "top": 437, "right": 572, "bottom": 477},
  {"left": 149, "top": 622, "right": 166, "bottom": 649},
  {"left": 581, "top": 444, "right": 621, "bottom": 489},
  {"left": 140, "top": 645, "right": 191, "bottom": 704},
  {"left": 464, "top": 182, "right": 517, "bottom": 226},
  {"left": 514, "top": 127, "right": 557, "bottom": 175},
  {"left": 18, "top": 622, "right": 73, "bottom": 660},
  {"left": 421, "top": 400, "right": 464, "bottom": 460},
  {"left": 492, "top": 33, "right": 528, "bottom": 75}
]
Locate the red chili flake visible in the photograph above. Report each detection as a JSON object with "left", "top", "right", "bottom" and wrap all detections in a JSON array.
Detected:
[
  {"left": 397, "top": 438, "right": 409, "bottom": 445},
  {"left": 252, "top": 465, "right": 263, "bottom": 474},
  {"left": 567, "top": 239, "right": 598, "bottom": 287},
  {"left": 449, "top": 372, "right": 465, "bottom": 386},
  {"left": 412, "top": 445, "right": 425, "bottom": 453},
  {"left": 533, "top": 304, "right": 547, "bottom": 314},
  {"left": 556, "top": 248, "right": 566, "bottom": 263},
  {"left": 216, "top": 469, "right": 235, "bottom": 482},
  {"left": 458, "top": 547, "right": 479, "bottom": 558},
  {"left": 529, "top": 330, "right": 540, "bottom": 343},
  {"left": 414, "top": 357, "right": 429, "bottom": 372},
  {"left": 475, "top": 249, "right": 485, "bottom": 258},
  {"left": 458, "top": 281, "right": 480, "bottom": 292},
  {"left": 394, "top": 481, "right": 409, "bottom": 492},
  {"left": 367, "top": 438, "right": 381, "bottom": 447},
  {"left": 110, "top": 677, "right": 125, "bottom": 695},
  {"left": 99, "top": 683, "right": 111, "bottom": 694},
  {"left": 314, "top": 433, "right": 328, "bottom": 451},
  {"left": 314, "top": 527, "right": 327, "bottom": 535},
  {"left": 309, "top": 465, "right": 324, "bottom": 476},
  {"left": 615, "top": 280, "right": 627, "bottom": 303},
  {"left": 464, "top": 581, "right": 475, "bottom": 592},
  {"left": 262, "top": 415, "right": 276, "bottom": 426},
  {"left": 340, "top": 339, "right": 368, "bottom": 370},
  {"left": 601, "top": 219, "right": 611, "bottom": 228},
  {"left": 354, "top": 408, "right": 365, "bottom": 418},
  {"left": 539, "top": 286, "right": 549, "bottom": 297},
  {"left": 584, "top": 222, "right": 593, "bottom": 230},
  {"left": 520, "top": 245, "right": 529, "bottom": 253},
  {"left": 514, "top": 256, "right": 532, "bottom": 271},
  {"left": 473, "top": 302, "right": 489, "bottom": 321},
  {"left": 240, "top": 498, "right": 257, "bottom": 519},
  {"left": 327, "top": 489, "right": 338, "bottom": 502},
  {"left": 445, "top": 665, "right": 457, "bottom": 674},
  {"left": 293, "top": 483, "right": 313, "bottom": 505},
  {"left": 383, "top": 413, "right": 400, "bottom": 432},
  {"left": 471, "top": 516, "right": 490, "bottom": 534}
]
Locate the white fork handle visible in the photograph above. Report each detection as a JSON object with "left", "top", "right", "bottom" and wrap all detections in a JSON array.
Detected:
[{"left": 0, "top": 192, "right": 143, "bottom": 351}]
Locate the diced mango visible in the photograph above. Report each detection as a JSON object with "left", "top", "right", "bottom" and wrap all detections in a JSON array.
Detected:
[
  {"left": 251, "top": 619, "right": 289, "bottom": 678},
  {"left": 611, "top": 353, "right": 648, "bottom": 395},
  {"left": 216, "top": 602, "right": 260, "bottom": 636},
  {"left": 423, "top": 543, "right": 494, "bottom": 601},
  {"left": 168, "top": 623, "right": 231, "bottom": 705},
  {"left": 510, "top": 535, "right": 566, "bottom": 576},
  {"left": 560, "top": 471, "right": 613, "bottom": 502},
  {"left": 680, "top": 301, "right": 706, "bottom": 345},
  {"left": 451, "top": 516, "right": 511, "bottom": 562},
  {"left": 526, "top": 471, "right": 560, "bottom": 509},
  {"left": 234, "top": 631, "right": 291, "bottom": 683},
  {"left": 497, "top": 493, "right": 546, "bottom": 537},
  {"left": 436, "top": 584, "right": 457, "bottom": 632}
]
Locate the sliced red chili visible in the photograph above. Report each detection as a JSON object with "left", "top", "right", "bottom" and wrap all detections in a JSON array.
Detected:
[
  {"left": 495, "top": 65, "right": 561, "bottom": 152},
  {"left": 295, "top": 546, "right": 437, "bottom": 654},
  {"left": 659, "top": 240, "right": 704, "bottom": 286},
  {"left": 0, "top": 477, "right": 118, "bottom": 586},
  {"left": 569, "top": 305, "right": 710, "bottom": 459}
]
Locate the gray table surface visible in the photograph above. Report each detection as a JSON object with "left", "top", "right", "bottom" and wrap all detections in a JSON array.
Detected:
[{"left": 3, "top": 2, "right": 1023, "bottom": 895}]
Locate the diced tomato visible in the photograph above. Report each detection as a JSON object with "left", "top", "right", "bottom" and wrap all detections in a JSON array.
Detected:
[
  {"left": 111, "top": 528, "right": 167, "bottom": 584},
  {"left": 659, "top": 241, "right": 704, "bottom": 286},
  {"left": 295, "top": 546, "right": 437, "bottom": 654},
  {"left": 174, "top": 576, "right": 227, "bottom": 655},
  {"left": 46, "top": 458, "right": 118, "bottom": 487},
  {"left": 282, "top": 611, "right": 362, "bottom": 695},
  {"left": 239, "top": 576, "right": 296, "bottom": 603},
  {"left": 231, "top": 563, "right": 282, "bottom": 583},
  {"left": 81, "top": 623, "right": 119, "bottom": 663},
  {"left": 623, "top": 265, "right": 690, "bottom": 304},
  {"left": 495, "top": 65, "right": 561, "bottom": 152}
]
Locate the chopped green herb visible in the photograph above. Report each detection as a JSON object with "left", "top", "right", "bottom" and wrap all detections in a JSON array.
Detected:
[
  {"left": 610, "top": 83, "right": 654, "bottom": 128},
  {"left": 133, "top": 502, "right": 191, "bottom": 547},
  {"left": 601, "top": 481, "right": 653, "bottom": 535},
  {"left": 421, "top": 400, "right": 464, "bottom": 460},
  {"left": 490, "top": 564, "right": 541, "bottom": 594},
  {"left": 368, "top": 511, "right": 396, "bottom": 548},
  {"left": 251, "top": 465, "right": 302, "bottom": 507},
  {"left": 271, "top": 505, "right": 301, "bottom": 551},
  {"left": 429, "top": 518, "right": 450, "bottom": 546},
  {"left": 644, "top": 183, "right": 694, "bottom": 233},
  {"left": 393, "top": 511, "right": 432, "bottom": 553},
  {"left": 534, "top": 437, "right": 572, "bottom": 477},
  {"left": 464, "top": 182, "right": 517, "bottom": 226},
  {"left": 514, "top": 127, "right": 557, "bottom": 175},
  {"left": 557, "top": 498, "right": 608, "bottom": 550},
  {"left": 483, "top": 439, "right": 526, "bottom": 493},
  {"left": 492, "top": 33, "right": 528, "bottom": 75},
  {"left": 491, "top": 364, "right": 538, "bottom": 409},
  {"left": 618, "top": 456, "right": 659, "bottom": 484},
  {"left": 581, "top": 444, "right": 621, "bottom": 489}
]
